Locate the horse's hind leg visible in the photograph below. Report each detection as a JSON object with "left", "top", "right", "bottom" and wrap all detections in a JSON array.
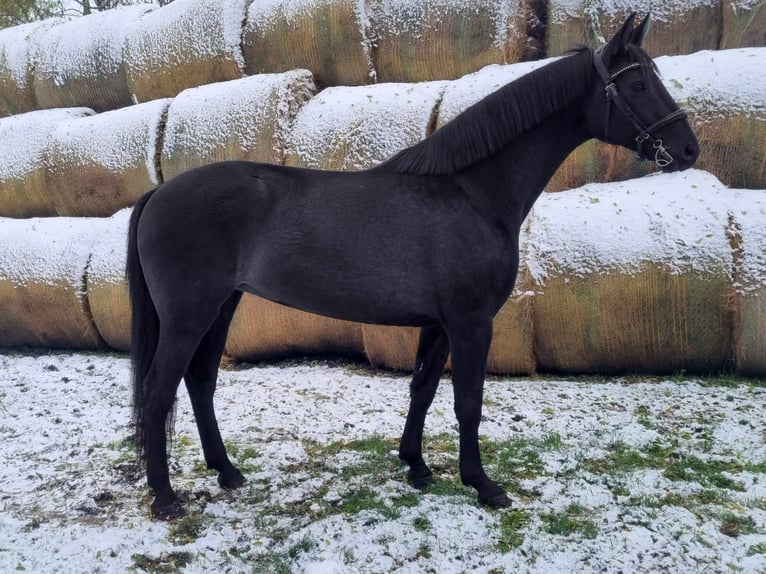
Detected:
[
  {"left": 184, "top": 291, "right": 244, "bottom": 490},
  {"left": 398, "top": 324, "right": 449, "bottom": 489}
]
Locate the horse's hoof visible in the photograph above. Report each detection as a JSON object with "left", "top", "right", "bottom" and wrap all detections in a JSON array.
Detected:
[
  {"left": 151, "top": 500, "right": 185, "bottom": 521},
  {"left": 218, "top": 470, "right": 246, "bottom": 490},
  {"left": 408, "top": 471, "right": 434, "bottom": 491},
  {"left": 480, "top": 491, "right": 513, "bottom": 509}
]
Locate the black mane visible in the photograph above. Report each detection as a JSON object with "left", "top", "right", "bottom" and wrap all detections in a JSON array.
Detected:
[{"left": 384, "top": 48, "right": 595, "bottom": 175}]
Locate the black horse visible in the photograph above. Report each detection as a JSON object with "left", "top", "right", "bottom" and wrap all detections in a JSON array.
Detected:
[{"left": 128, "top": 13, "right": 698, "bottom": 518}]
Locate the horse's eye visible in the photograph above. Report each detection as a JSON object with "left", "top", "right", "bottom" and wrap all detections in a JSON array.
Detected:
[{"left": 632, "top": 80, "right": 645, "bottom": 92}]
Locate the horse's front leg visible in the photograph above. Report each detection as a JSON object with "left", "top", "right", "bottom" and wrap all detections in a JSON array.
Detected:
[
  {"left": 399, "top": 324, "right": 450, "bottom": 489},
  {"left": 449, "top": 320, "right": 512, "bottom": 508}
]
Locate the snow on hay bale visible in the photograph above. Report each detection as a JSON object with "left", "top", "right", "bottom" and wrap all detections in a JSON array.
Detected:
[
  {"left": 124, "top": 0, "right": 248, "bottom": 102},
  {"left": 32, "top": 5, "right": 153, "bottom": 113},
  {"left": 243, "top": 0, "right": 375, "bottom": 87},
  {"left": 285, "top": 80, "right": 447, "bottom": 170},
  {"left": 546, "top": 0, "right": 721, "bottom": 58},
  {"left": 45, "top": 99, "right": 170, "bottom": 217},
  {"left": 86, "top": 209, "right": 131, "bottom": 351},
  {"left": 659, "top": 48, "right": 766, "bottom": 190},
  {"left": 367, "top": 0, "right": 530, "bottom": 83},
  {"left": 161, "top": 71, "right": 315, "bottom": 179},
  {"left": 0, "top": 216, "right": 106, "bottom": 348},
  {"left": 730, "top": 190, "right": 766, "bottom": 377},
  {"left": 527, "top": 170, "right": 734, "bottom": 374},
  {"left": 722, "top": 0, "right": 766, "bottom": 49},
  {"left": 0, "top": 19, "right": 62, "bottom": 116},
  {"left": 0, "top": 107, "right": 94, "bottom": 218}
]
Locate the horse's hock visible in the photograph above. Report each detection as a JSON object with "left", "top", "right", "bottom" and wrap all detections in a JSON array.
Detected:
[{"left": 0, "top": 0, "right": 764, "bottom": 375}]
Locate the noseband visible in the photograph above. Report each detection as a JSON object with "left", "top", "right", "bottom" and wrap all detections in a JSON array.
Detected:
[{"left": 592, "top": 46, "right": 688, "bottom": 168}]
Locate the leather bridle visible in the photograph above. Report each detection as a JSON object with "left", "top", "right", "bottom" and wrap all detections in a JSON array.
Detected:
[{"left": 592, "top": 46, "right": 689, "bottom": 168}]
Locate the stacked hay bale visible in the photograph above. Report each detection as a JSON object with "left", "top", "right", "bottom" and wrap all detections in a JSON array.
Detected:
[
  {"left": 0, "top": 107, "right": 94, "bottom": 218},
  {"left": 658, "top": 48, "right": 766, "bottom": 190},
  {"left": 124, "top": 0, "right": 248, "bottom": 102},
  {"left": 32, "top": 5, "right": 153, "bottom": 113},
  {"left": 367, "top": 0, "right": 530, "bottom": 83},
  {"left": 45, "top": 98, "right": 170, "bottom": 217},
  {"left": 161, "top": 70, "right": 316, "bottom": 179},
  {"left": 721, "top": 0, "right": 766, "bottom": 49},
  {"left": 730, "top": 191, "right": 766, "bottom": 376},
  {"left": 546, "top": 0, "right": 721, "bottom": 57},
  {"left": 243, "top": 0, "right": 375, "bottom": 87},
  {"left": 527, "top": 170, "right": 734, "bottom": 374},
  {"left": 0, "top": 18, "right": 61, "bottom": 117},
  {"left": 0, "top": 216, "right": 106, "bottom": 348}
]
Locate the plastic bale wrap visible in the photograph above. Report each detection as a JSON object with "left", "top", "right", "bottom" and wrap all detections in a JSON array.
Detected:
[
  {"left": 729, "top": 190, "right": 766, "bottom": 377},
  {"left": 368, "top": 0, "right": 525, "bottom": 83},
  {"left": 124, "top": 0, "right": 248, "bottom": 102},
  {"left": 32, "top": 5, "right": 154, "bottom": 113},
  {"left": 0, "top": 216, "right": 107, "bottom": 348},
  {"left": 45, "top": 99, "right": 170, "bottom": 217},
  {"left": 286, "top": 80, "right": 447, "bottom": 170},
  {"left": 244, "top": 0, "right": 375, "bottom": 87},
  {"left": 659, "top": 48, "right": 766, "bottom": 190},
  {"left": 225, "top": 297, "right": 365, "bottom": 362},
  {"left": 527, "top": 171, "right": 734, "bottom": 374},
  {"left": 86, "top": 209, "right": 131, "bottom": 351},
  {"left": 722, "top": 0, "right": 766, "bottom": 49},
  {"left": 546, "top": 0, "right": 721, "bottom": 58},
  {"left": 161, "top": 71, "right": 315, "bottom": 179},
  {"left": 0, "top": 107, "right": 94, "bottom": 218},
  {"left": 0, "top": 19, "right": 62, "bottom": 117}
]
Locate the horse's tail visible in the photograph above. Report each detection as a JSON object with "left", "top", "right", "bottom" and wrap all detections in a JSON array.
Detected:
[{"left": 127, "top": 188, "right": 159, "bottom": 462}]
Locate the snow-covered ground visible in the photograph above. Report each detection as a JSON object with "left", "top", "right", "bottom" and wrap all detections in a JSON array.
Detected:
[{"left": 1, "top": 351, "right": 765, "bottom": 573}]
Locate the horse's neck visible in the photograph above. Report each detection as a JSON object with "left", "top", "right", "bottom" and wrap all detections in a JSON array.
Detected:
[{"left": 459, "top": 103, "right": 590, "bottom": 225}]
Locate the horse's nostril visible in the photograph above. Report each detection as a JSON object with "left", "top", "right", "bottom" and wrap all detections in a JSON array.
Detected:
[{"left": 684, "top": 144, "right": 698, "bottom": 160}]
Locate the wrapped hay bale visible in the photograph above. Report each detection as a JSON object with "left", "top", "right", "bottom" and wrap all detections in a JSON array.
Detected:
[
  {"left": 161, "top": 71, "right": 315, "bottom": 179},
  {"left": 45, "top": 99, "right": 170, "bottom": 217},
  {"left": 722, "top": 0, "right": 766, "bottom": 49},
  {"left": 0, "top": 107, "right": 94, "bottom": 218},
  {"left": 32, "top": 5, "right": 154, "bottom": 113},
  {"left": 368, "top": 0, "right": 528, "bottom": 83},
  {"left": 547, "top": 0, "right": 721, "bottom": 58},
  {"left": 124, "top": 0, "right": 248, "bottom": 102},
  {"left": 286, "top": 80, "right": 447, "bottom": 170},
  {"left": 729, "top": 191, "right": 766, "bottom": 377},
  {"left": 225, "top": 296, "right": 365, "bottom": 362},
  {"left": 659, "top": 48, "right": 766, "bottom": 190},
  {"left": 0, "top": 216, "right": 107, "bottom": 348},
  {"left": 243, "top": 0, "right": 375, "bottom": 87},
  {"left": 0, "top": 18, "right": 62, "bottom": 117},
  {"left": 86, "top": 209, "right": 131, "bottom": 351},
  {"left": 528, "top": 170, "right": 734, "bottom": 374}
]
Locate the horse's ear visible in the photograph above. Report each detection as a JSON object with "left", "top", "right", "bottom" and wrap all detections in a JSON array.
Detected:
[
  {"left": 631, "top": 13, "right": 652, "bottom": 47},
  {"left": 602, "top": 12, "right": 638, "bottom": 61}
]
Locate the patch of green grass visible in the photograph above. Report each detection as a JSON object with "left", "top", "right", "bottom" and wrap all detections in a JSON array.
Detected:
[
  {"left": 168, "top": 511, "right": 206, "bottom": 545},
  {"left": 412, "top": 515, "right": 431, "bottom": 532},
  {"left": 747, "top": 542, "right": 766, "bottom": 556},
  {"left": 341, "top": 486, "right": 399, "bottom": 520},
  {"left": 497, "top": 509, "right": 530, "bottom": 552},
  {"left": 541, "top": 503, "right": 598, "bottom": 539},
  {"left": 222, "top": 441, "right": 263, "bottom": 475},
  {"left": 719, "top": 513, "right": 759, "bottom": 538},
  {"left": 248, "top": 552, "right": 292, "bottom": 574},
  {"left": 129, "top": 552, "right": 192, "bottom": 573}
]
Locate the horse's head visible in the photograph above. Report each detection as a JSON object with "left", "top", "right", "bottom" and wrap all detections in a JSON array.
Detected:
[{"left": 583, "top": 13, "right": 699, "bottom": 172}]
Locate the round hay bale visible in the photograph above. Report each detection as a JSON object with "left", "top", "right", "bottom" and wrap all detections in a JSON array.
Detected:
[
  {"left": 285, "top": 80, "right": 447, "bottom": 170},
  {"left": 368, "top": 0, "right": 521, "bottom": 83},
  {"left": 722, "top": 0, "right": 766, "bottom": 49},
  {"left": 86, "top": 209, "right": 131, "bottom": 351},
  {"left": 225, "top": 295, "right": 365, "bottom": 362},
  {"left": 32, "top": 5, "right": 154, "bottom": 113},
  {"left": 362, "top": 325, "right": 420, "bottom": 371},
  {"left": 161, "top": 71, "right": 315, "bottom": 179},
  {"left": 45, "top": 99, "right": 170, "bottom": 217},
  {"left": 243, "top": 0, "right": 375, "bottom": 87},
  {"left": 547, "top": 1, "right": 721, "bottom": 58},
  {"left": 0, "top": 216, "right": 106, "bottom": 348},
  {"left": 0, "top": 107, "right": 94, "bottom": 218},
  {"left": 659, "top": 48, "right": 766, "bottom": 189},
  {"left": 0, "top": 18, "right": 62, "bottom": 117},
  {"left": 729, "top": 190, "right": 766, "bottom": 377},
  {"left": 528, "top": 171, "right": 735, "bottom": 374},
  {"left": 124, "top": 0, "right": 248, "bottom": 102}
]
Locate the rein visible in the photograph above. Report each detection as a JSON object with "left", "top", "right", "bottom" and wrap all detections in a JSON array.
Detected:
[{"left": 592, "top": 46, "right": 688, "bottom": 168}]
